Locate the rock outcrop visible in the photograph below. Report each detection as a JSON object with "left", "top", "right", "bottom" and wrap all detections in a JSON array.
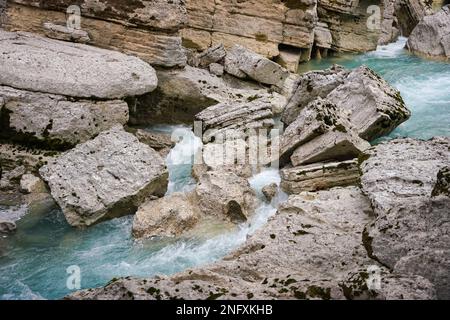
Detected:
[
  {"left": 0, "top": 86, "right": 129, "bottom": 149},
  {"left": 283, "top": 65, "right": 410, "bottom": 142},
  {"left": 39, "top": 126, "right": 169, "bottom": 227},
  {"left": 132, "top": 192, "right": 200, "bottom": 239},
  {"left": 128, "top": 66, "right": 285, "bottom": 125},
  {"left": 0, "top": 30, "right": 157, "bottom": 99},
  {"left": 361, "top": 137, "right": 450, "bottom": 299},
  {"left": 68, "top": 187, "right": 436, "bottom": 300},
  {"left": 395, "top": 0, "right": 434, "bottom": 37},
  {"left": 407, "top": 6, "right": 450, "bottom": 60},
  {"left": 2, "top": 0, "right": 187, "bottom": 67}
]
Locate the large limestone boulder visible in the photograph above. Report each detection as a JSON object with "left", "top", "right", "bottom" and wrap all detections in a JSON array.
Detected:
[
  {"left": 0, "top": 86, "right": 129, "bottom": 149},
  {"left": 361, "top": 137, "right": 450, "bottom": 299},
  {"left": 407, "top": 6, "right": 450, "bottom": 60},
  {"left": 395, "top": 0, "right": 434, "bottom": 36},
  {"left": 132, "top": 192, "right": 200, "bottom": 239},
  {"left": 280, "top": 98, "right": 370, "bottom": 166},
  {"left": 39, "top": 126, "right": 168, "bottom": 227},
  {"left": 326, "top": 66, "right": 410, "bottom": 141},
  {"left": 224, "top": 45, "right": 289, "bottom": 87},
  {"left": 195, "top": 170, "right": 256, "bottom": 223},
  {"left": 69, "top": 187, "right": 436, "bottom": 300},
  {"left": 282, "top": 65, "right": 350, "bottom": 126},
  {"left": 0, "top": 30, "right": 157, "bottom": 99}
]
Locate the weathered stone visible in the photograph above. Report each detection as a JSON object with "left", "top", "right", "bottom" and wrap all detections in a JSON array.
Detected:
[
  {"left": 128, "top": 66, "right": 284, "bottom": 125},
  {"left": 0, "top": 30, "right": 157, "bottom": 99},
  {"left": 131, "top": 129, "right": 175, "bottom": 158},
  {"left": 224, "top": 45, "right": 289, "bottom": 87},
  {"left": 275, "top": 48, "right": 302, "bottom": 73},
  {"left": 361, "top": 137, "right": 450, "bottom": 299},
  {"left": 0, "top": 220, "right": 16, "bottom": 234},
  {"left": 209, "top": 63, "right": 225, "bottom": 76},
  {"left": 197, "top": 43, "right": 227, "bottom": 67},
  {"left": 379, "top": 0, "right": 400, "bottom": 45},
  {"left": 42, "top": 22, "right": 90, "bottom": 43},
  {"left": 0, "top": 165, "right": 26, "bottom": 190},
  {"left": 0, "top": 143, "right": 59, "bottom": 173},
  {"left": 68, "top": 187, "right": 436, "bottom": 300},
  {"left": 326, "top": 66, "right": 410, "bottom": 141},
  {"left": 407, "top": 6, "right": 450, "bottom": 60},
  {"left": 19, "top": 173, "right": 47, "bottom": 194},
  {"left": 314, "top": 22, "right": 332, "bottom": 49},
  {"left": 39, "top": 126, "right": 169, "bottom": 227},
  {"left": 281, "top": 159, "right": 360, "bottom": 194},
  {"left": 132, "top": 192, "right": 200, "bottom": 239},
  {"left": 282, "top": 65, "right": 350, "bottom": 126},
  {"left": 195, "top": 170, "right": 256, "bottom": 223},
  {"left": 262, "top": 183, "right": 278, "bottom": 202},
  {"left": 196, "top": 98, "right": 275, "bottom": 144},
  {"left": 432, "top": 166, "right": 450, "bottom": 197},
  {"left": 3, "top": 1, "right": 187, "bottom": 67},
  {"left": 0, "top": 86, "right": 129, "bottom": 149},
  {"left": 395, "top": 0, "right": 434, "bottom": 37},
  {"left": 290, "top": 129, "right": 370, "bottom": 166}
]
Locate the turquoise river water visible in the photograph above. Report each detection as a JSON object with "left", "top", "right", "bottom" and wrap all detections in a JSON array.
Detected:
[{"left": 0, "top": 37, "right": 449, "bottom": 299}]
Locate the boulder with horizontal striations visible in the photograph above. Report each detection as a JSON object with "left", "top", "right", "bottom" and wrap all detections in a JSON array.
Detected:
[
  {"left": 39, "top": 126, "right": 168, "bottom": 227},
  {"left": 224, "top": 45, "right": 289, "bottom": 87},
  {"left": 0, "top": 30, "right": 158, "bottom": 99}
]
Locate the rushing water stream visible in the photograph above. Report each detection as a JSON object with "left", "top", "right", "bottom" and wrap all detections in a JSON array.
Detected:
[{"left": 1, "top": 37, "right": 449, "bottom": 300}]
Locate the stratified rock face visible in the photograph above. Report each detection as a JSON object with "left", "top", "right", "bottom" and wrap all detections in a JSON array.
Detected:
[
  {"left": 0, "top": 30, "right": 157, "bottom": 99},
  {"left": 379, "top": 0, "right": 400, "bottom": 45},
  {"left": 361, "top": 137, "right": 450, "bottom": 299},
  {"left": 283, "top": 65, "right": 410, "bottom": 142},
  {"left": 224, "top": 45, "right": 289, "bottom": 87},
  {"left": 195, "top": 170, "right": 256, "bottom": 223},
  {"left": 133, "top": 192, "right": 200, "bottom": 239},
  {"left": 395, "top": 0, "right": 434, "bottom": 36},
  {"left": 281, "top": 159, "right": 360, "bottom": 194},
  {"left": 326, "top": 66, "right": 410, "bottom": 141},
  {"left": 68, "top": 187, "right": 436, "bottom": 300},
  {"left": 407, "top": 6, "right": 450, "bottom": 60},
  {"left": 195, "top": 97, "right": 275, "bottom": 144},
  {"left": 0, "top": 86, "right": 129, "bottom": 149},
  {"left": 39, "top": 126, "right": 169, "bottom": 227},
  {"left": 3, "top": 1, "right": 187, "bottom": 67}
]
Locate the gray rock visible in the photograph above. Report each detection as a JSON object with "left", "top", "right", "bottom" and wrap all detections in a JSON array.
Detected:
[
  {"left": 0, "top": 165, "right": 26, "bottom": 190},
  {"left": 43, "top": 22, "right": 90, "bottom": 43},
  {"left": 0, "top": 220, "right": 17, "bottom": 234},
  {"left": 68, "top": 187, "right": 436, "bottom": 300},
  {"left": 262, "top": 183, "right": 278, "bottom": 202},
  {"left": 361, "top": 137, "right": 450, "bottom": 299},
  {"left": 39, "top": 126, "right": 168, "bottom": 227},
  {"left": 195, "top": 170, "right": 256, "bottom": 224},
  {"left": 395, "top": 0, "right": 434, "bottom": 37},
  {"left": 282, "top": 65, "right": 350, "bottom": 126},
  {"left": 19, "top": 173, "right": 47, "bottom": 194},
  {"left": 128, "top": 66, "right": 285, "bottom": 125},
  {"left": 0, "top": 143, "right": 59, "bottom": 173},
  {"left": 224, "top": 45, "right": 289, "bottom": 87},
  {"left": 209, "top": 63, "right": 224, "bottom": 76},
  {"left": 314, "top": 22, "right": 332, "bottom": 49},
  {"left": 131, "top": 129, "right": 174, "bottom": 158},
  {"left": 195, "top": 98, "right": 275, "bottom": 144},
  {"left": 0, "top": 86, "right": 129, "bottom": 148},
  {"left": 432, "top": 166, "right": 450, "bottom": 197},
  {"left": 132, "top": 192, "right": 200, "bottom": 239},
  {"left": 0, "top": 30, "right": 157, "bottom": 99},
  {"left": 407, "top": 6, "right": 450, "bottom": 60},
  {"left": 197, "top": 44, "right": 226, "bottom": 67},
  {"left": 281, "top": 159, "right": 360, "bottom": 194}
]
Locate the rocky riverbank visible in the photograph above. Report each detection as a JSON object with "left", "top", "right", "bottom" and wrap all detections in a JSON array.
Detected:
[{"left": 1, "top": 0, "right": 449, "bottom": 300}]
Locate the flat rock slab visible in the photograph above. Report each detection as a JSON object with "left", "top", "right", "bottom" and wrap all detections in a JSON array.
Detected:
[
  {"left": 0, "top": 30, "right": 158, "bottom": 99},
  {"left": 39, "top": 126, "right": 168, "bottom": 227}
]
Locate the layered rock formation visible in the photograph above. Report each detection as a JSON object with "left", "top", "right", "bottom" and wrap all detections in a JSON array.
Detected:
[
  {"left": 407, "top": 6, "right": 450, "bottom": 60},
  {"left": 1, "top": 0, "right": 187, "bottom": 67}
]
